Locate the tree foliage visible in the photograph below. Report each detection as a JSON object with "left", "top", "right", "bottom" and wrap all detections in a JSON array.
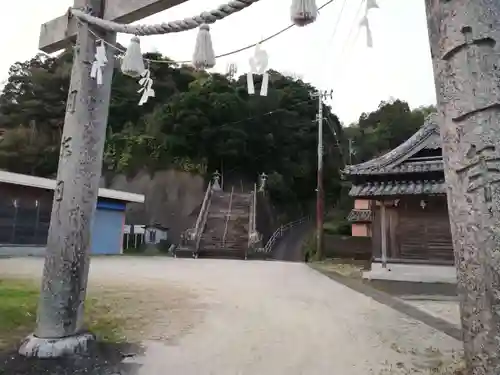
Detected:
[
  {"left": 0, "top": 51, "right": 343, "bottom": 214},
  {"left": 344, "top": 99, "right": 436, "bottom": 165},
  {"left": 0, "top": 50, "right": 436, "bottom": 216}
]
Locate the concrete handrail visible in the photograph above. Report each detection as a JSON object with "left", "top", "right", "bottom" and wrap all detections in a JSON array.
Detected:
[
  {"left": 247, "top": 183, "right": 257, "bottom": 248},
  {"left": 222, "top": 186, "right": 234, "bottom": 247},
  {"left": 252, "top": 184, "right": 257, "bottom": 233},
  {"left": 195, "top": 198, "right": 211, "bottom": 252},
  {"left": 194, "top": 181, "right": 212, "bottom": 235},
  {"left": 263, "top": 216, "right": 309, "bottom": 253}
]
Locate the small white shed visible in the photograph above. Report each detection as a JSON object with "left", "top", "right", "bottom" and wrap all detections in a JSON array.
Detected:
[{"left": 144, "top": 224, "right": 169, "bottom": 245}]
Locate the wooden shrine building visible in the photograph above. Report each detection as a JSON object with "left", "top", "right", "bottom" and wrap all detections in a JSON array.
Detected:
[{"left": 343, "top": 114, "right": 455, "bottom": 270}]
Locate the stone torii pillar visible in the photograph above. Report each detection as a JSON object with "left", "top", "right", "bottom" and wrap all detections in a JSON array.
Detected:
[
  {"left": 425, "top": 1, "right": 500, "bottom": 373},
  {"left": 20, "top": 0, "right": 189, "bottom": 358}
]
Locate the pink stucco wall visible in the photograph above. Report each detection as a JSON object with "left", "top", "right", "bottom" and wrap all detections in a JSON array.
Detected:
[
  {"left": 354, "top": 199, "right": 370, "bottom": 209},
  {"left": 351, "top": 200, "right": 371, "bottom": 237},
  {"left": 352, "top": 224, "right": 370, "bottom": 237}
]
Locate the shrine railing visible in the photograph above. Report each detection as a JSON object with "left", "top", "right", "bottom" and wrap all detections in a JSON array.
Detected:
[
  {"left": 248, "top": 183, "right": 258, "bottom": 248},
  {"left": 222, "top": 186, "right": 234, "bottom": 247},
  {"left": 190, "top": 181, "right": 212, "bottom": 251},
  {"left": 195, "top": 182, "right": 212, "bottom": 235},
  {"left": 262, "top": 216, "right": 310, "bottom": 254}
]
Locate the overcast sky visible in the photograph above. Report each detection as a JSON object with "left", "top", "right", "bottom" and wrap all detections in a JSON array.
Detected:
[{"left": 0, "top": 0, "right": 436, "bottom": 125}]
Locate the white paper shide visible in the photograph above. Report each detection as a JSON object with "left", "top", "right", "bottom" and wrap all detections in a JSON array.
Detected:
[
  {"left": 90, "top": 40, "right": 107, "bottom": 85},
  {"left": 247, "top": 44, "right": 270, "bottom": 96},
  {"left": 138, "top": 69, "right": 155, "bottom": 105}
]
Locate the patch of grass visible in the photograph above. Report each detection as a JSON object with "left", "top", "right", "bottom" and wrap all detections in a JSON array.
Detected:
[
  {"left": 0, "top": 279, "right": 38, "bottom": 349},
  {"left": 0, "top": 279, "right": 129, "bottom": 350},
  {"left": 310, "top": 259, "right": 366, "bottom": 279},
  {"left": 85, "top": 296, "right": 128, "bottom": 343}
]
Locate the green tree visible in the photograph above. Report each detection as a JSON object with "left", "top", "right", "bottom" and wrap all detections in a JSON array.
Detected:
[
  {"left": 0, "top": 52, "right": 345, "bottom": 216},
  {"left": 344, "top": 99, "right": 436, "bottom": 164},
  {"left": 0, "top": 125, "right": 59, "bottom": 176},
  {"left": 0, "top": 51, "right": 72, "bottom": 138}
]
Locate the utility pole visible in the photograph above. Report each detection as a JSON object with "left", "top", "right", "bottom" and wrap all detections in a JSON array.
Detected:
[
  {"left": 21, "top": 0, "right": 193, "bottom": 359},
  {"left": 312, "top": 89, "right": 333, "bottom": 260},
  {"left": 424, "top": 1, "right": 500, "bottom": 373},
  {"left": 348, "top": 139, "right": 354, "bottom": 165}
]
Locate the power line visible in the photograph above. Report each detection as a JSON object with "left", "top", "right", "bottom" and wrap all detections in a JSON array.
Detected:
[
  {"left": 313, "top": 0, "right": 348, "bottom": 154},
  {"left": 319, "top": 0, "right": 348, "bottom": 73},
  {"left": 325, "top": 116, "right": 346, "bottom": 167},
  {"left": 338, "top": 0, "right": 366, "bottom": 60},
  {"left": 89, "top": 0, "right": 338, "bottom": 66},
  {"left": 311, "top": 0, "right": 347, "bottom": 122},
  {"left": 328, "top": 0, "right": 349, "bottom": 47},
  {"left": 320, "top": 0, "right": 365, "bottom": 119},
  {"left": 207, "top": 96, "right": 317, "bottom": 130},
  {"left": 91, "top": 0, "right": 350, "bottom": 152}
]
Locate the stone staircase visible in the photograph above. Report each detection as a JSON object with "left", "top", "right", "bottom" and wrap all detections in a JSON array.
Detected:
[{"left": 197, "top": 191, "right": 251, "bottom": 259}]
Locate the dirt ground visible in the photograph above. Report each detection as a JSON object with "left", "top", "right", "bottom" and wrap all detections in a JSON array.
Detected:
[
  {"left": 0, "top": 256, "right": 463, "bottom": 375},
  {"left": 0, "top": 260, "right": 204, "bottom": 346}
]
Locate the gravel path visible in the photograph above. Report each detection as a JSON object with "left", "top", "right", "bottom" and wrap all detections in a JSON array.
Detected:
[{"left": 0, "top": 257, "right": 462, "bottom": 374}]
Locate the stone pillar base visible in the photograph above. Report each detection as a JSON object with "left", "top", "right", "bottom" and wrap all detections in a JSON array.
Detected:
[{"left": 18, "top": 332, "right": 95, "bottom": 358}]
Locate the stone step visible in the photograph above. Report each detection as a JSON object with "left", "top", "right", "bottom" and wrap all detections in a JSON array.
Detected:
[
  {"left": 207, "top": 212, "right": 249, "bottom": 218},
  {"left": 200, "top": 236, "right": 247, "bottom": 241},
  {"left": 210, "top": 194, "right": 251, "bottom": 202},
  {"left": 201, "top": 241, "right": 247, "bottom": 246},
  {"left": 201, "top": 241, "right": 245, "bottom": 246},
  {"left": 196, "top": 248, "right": 247, "bottom": 260},
  {"left": 204, "top": 221, "right": 249, "bottom": 230},
  {"left": 193, "top": 190, "right": 254, "bottom": 260},
  {"left": 200, "top": 237, "right": 247, "bottom": 243},
  {"left": 207, "top": 209, "right": 249, "bottom": 216},
  {"left": 200, "top": 246, "right": 246, "bottom": 251}
]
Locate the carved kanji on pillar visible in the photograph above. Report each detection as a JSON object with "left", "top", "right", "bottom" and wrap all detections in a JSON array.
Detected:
[
  {"left": 457, "top": 144, "right": 500, "bottom": 203},
  {"left": 441, "top": 25, "right": 500, "bottom": 122},
  {"left": 425, "top": 0, "right": 500, "bottom": 372}
]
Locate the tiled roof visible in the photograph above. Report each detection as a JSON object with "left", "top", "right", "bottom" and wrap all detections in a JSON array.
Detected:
[
  {"left": 350, "top": 159, "right": 444, "bottom": 175},
  {"left": 343, "top": 113, "right": 442, "bottom": 176},
  {"left": 347, "top": 209, "right": 373, "bottom": 222},
  {"left": 349, "top": 179, "right": 446, "bottom": 197},
  {"left": 387, "top": 160, "right": 443, "bottom": 174}
]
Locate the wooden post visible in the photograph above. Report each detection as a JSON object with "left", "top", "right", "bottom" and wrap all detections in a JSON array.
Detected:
[
  {"left": 425, "top": 0, "right": 500, "bottom": 372},
  {"left": 380, "top": 202, "right": 387, "bottom": 268}
]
